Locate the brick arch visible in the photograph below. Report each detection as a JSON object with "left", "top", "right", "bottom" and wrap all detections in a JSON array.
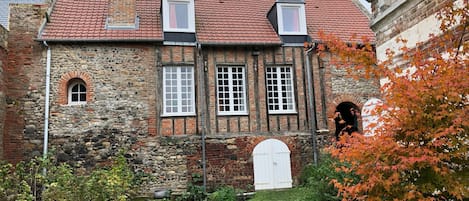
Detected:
[
  {"left": 327, "top": 94, "right": 365, "bottom": 131},
  {"left": 58, "top": 71, "right": 93, "bottom": 105}
]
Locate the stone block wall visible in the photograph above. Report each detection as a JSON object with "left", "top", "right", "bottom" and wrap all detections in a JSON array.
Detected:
[
  {"left": 371, "top": 0, "right": 448, "bottom": 46},
  {"left": 0, "top": 25, "right": 7, "bottom": 159}
]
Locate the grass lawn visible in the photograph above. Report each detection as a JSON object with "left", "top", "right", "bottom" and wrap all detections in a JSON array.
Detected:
[{"left": 248, "top": 188, "right": 307, "bottom": 201}]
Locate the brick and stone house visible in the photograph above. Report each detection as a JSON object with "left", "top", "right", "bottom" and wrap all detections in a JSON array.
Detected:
[{"left": 0, "top": 0, "right": 379, "bottom": 194}]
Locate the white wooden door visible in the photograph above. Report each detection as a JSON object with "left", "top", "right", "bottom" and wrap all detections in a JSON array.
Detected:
[{"left": 253, "top": 139, "right": 292, "bottom": 190}]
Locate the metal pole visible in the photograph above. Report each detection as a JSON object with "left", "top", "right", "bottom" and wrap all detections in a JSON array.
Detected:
[
  {"left": 197, "top": 43, "right": 207, "bottom": 192},
  {"left": 305, "top": 47, "right": 318, "bottom": 166}
]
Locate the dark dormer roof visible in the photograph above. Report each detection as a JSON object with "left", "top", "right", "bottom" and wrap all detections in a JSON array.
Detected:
[{"left": 38, "top": 0, "right": 374, "bottom": 44}]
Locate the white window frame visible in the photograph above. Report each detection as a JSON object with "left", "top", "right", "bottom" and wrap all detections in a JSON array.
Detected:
[
  {"left": 216, "top": 65, "right": 248, "bottom": 115},
  {"left": 277, "top": 3, "right": 307, "bottom": 35},
  {"left": 162, "top": 66, "right": 196, "bottom": 116},
  {"left": 68, "top": 79, "right": 87, "bottom": 105},
  {"left": 266, "top": 66, "right": 296, "bottom": 114},
  {"left": 162, "top": 0, "right": 195, "bottom": 33}
]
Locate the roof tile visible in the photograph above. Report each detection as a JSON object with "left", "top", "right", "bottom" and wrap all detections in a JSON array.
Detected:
[{"left": 40, "top": 0, "right": 374, "bottom": 43}]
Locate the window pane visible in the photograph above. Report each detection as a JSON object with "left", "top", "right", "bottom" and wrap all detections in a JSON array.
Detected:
[
  {"left": 216, "top": 66, "right": 246, "bottom": 114},
  {"left": 163, "top": 66, "right": 194, "bottom": 115},
  {"left": 169, "top": 2, "right": 188, "bottom": 29},
  {"left": 79, "top": 84, "right": 86, "bottom": 92},
  {"left": 282, "top": 7, "right": 300, "bottom": 32},
  {"left": 79, "top": 94, "right": 86, "bottom": 101},
  {"left": 266, "top": 66, "right": 295, "bottom": 113}
]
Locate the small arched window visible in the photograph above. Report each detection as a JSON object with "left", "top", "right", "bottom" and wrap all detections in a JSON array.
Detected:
[{"left": 68, "top": 78, "right": 87, "bottom": 105}]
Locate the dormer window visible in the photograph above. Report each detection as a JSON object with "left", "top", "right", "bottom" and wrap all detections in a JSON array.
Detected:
[
  {"left": 267, "top": 0, "right": 309, "bottom": 44},
  {"left": 277, "top": 3, "right": 307, "bottom": 35},
  {"left": 163, "top": 0, "right": 195, "bottom": 32}
]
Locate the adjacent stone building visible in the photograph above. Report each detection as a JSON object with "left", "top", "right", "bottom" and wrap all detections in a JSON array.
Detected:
[
  {"left": 1, "top": 0, "right": 379, "bottom": 194},
  {"left": 369, "top": 0, "right": 453, "bottom": 61}
]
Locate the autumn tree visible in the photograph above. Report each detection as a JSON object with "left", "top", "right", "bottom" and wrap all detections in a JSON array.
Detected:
[{"left": 318, "top": 1, "right": 468, "bottom": 200}]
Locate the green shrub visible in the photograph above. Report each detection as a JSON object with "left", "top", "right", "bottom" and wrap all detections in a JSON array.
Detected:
[
  {"left": 0, "top": 152, "right": 143, "bottom": 201},
  {"left": 176, "top": 174, "right": 207, "bottom": 201},
  {"left": 298, "top": 153, "right": 359, "bottom": 201},
  {"left": 208, "top": 186, "right": 237, "bottom": 201}
]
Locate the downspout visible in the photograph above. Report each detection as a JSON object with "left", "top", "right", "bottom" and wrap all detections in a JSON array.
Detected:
[
  {"left": 42, "top": 41, "right": 51, "bottom": 160},
  {"left": 196, "top": 42, "right": 207, "bottom": 193},
  {"left": 304, "top": 45, "right": 318, "bottom": 166}
]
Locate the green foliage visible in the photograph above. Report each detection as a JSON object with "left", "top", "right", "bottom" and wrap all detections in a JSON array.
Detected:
[
  {"left": 176, "top": 174, "right": 207, "bottom": 201},
  {"left": 207, "top": 186, "right": 237, "bottom": 201},
  {"left": 248, "top": 189, "right": 305, "bottom": 201},
  {"left": 296, "top": 153, "right": 358, "bottom": 201},
  {"left": 0, "top": 152, "right": 144, "bottom": 201}
]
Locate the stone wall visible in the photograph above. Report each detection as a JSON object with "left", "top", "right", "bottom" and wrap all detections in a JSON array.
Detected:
[
  {"left": 4, "top": 4, "right": 47, "bottom": 163},
  {"left": 310, "top": 52, "right": 381, "bottom": 134},
  {"left": 0, "top": 25, "right": 7, "bottom": 159}
]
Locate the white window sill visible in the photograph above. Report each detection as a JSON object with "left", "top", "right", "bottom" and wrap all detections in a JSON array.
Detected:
[
  {"left": 268, "top": 111, "right": 297, "bottom": 115},
  {"left": 161, "top": 113, "right": 196, "bottom": 117},
  {"left": 217, "top": 112, "right": 249, "bottom": 116},
  {"left": 67, "top": 102, "right": 87, "bottom": 106}
]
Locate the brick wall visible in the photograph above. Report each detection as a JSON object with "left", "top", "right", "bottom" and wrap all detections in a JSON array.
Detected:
[
  {"left": 0, "top": 25, "right": 7, "bottom": 159},
  {"left": 187, "top": 134, "right": 313, "bottom": 191},
  {"left": 4, "top": 4, "right": 47, "bottom": 164}
]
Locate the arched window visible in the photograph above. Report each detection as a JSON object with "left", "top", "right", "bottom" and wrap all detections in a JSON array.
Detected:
[{"left": 68, "top": 78, "right": 87, "bottom": 105}]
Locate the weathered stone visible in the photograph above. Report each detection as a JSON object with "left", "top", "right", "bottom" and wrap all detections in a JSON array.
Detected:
[{"left": 57, "top": 152, "right": 71, "bottom": 162}]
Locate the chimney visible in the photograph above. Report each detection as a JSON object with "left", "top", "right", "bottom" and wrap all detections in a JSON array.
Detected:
[{"left": 107, "top": 0, "right": 137, "bottom": 29}]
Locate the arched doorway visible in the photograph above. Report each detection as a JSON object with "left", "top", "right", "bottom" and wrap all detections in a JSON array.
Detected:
[
  {"left": 252, "top": 139, "right": 292, "bottom": 190},
  {"left": 336, "top": 102, "right": 360, "bottom": 128}
]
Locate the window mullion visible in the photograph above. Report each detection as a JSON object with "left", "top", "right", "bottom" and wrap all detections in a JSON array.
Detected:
[
  {"left": 177, "top": 67, "right": 183, "bottom": 113},
  {"left": 277, "top": 69, "right": 284, "bottom": 111},
  {"left": 228, "top": 67, "right": 234, "bottom": 112}
]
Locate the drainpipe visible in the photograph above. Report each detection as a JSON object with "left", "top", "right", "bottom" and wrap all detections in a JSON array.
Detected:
[
  {"left": 305, "top": 45, "right": 318, "bottom": 166},
  {"left": 196, "top": 42, "right": 207, "bottom": 192},
  {"left": 42, "top": 41, "right": 51, "bottom": 160}
]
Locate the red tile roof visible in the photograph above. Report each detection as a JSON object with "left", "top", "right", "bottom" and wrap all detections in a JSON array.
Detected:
[
  {"left": 39, "top": 0, "right": 374, "bottom": 44},
  {"left": 307, "top": 0, "right": 374, "bottom": 42},
  {"left": 195, "top": 0, "right": 281, "bottom": 45},
  {"left": 40, "top": 0, "right": 162, "bottom": 41}
]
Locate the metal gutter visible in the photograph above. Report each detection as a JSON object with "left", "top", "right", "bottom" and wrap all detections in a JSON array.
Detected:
[{"left": 42, "top": 41, "right": 51, "bottom": 160}]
